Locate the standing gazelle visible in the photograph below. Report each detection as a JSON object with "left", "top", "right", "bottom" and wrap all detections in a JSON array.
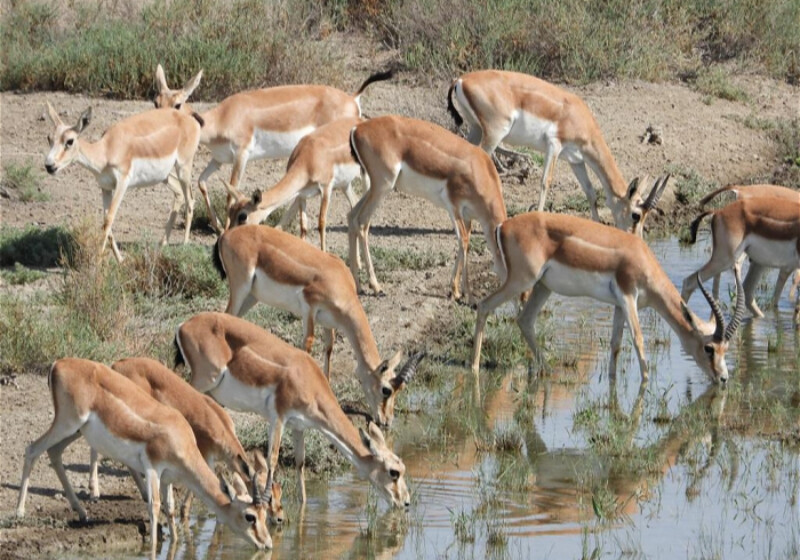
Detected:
[
  {"left": 224, "top": 117, "right": 363, "bottom": 251},
  {"left": 472, "top": 212, "right": 745, "bottom": 383},
  {"left": 44, "top": 103, "right": 202, "bottom": 261},
  {"left": 695, "top": 184, "right": 800, "bottom": 314},
  {"left": 447, "top": 70, "right": 654, "bottom": 231},
  {"left": 174, "top": 312, "right": 414, "bottom": 508},
  {"left": 682, "top": 196, "right": 800, "bottom": 319},
  {"left": 214, "top": 223, "right": 422, "bottom": 427},
  {"left": 16, "top": 358, "right": 271, "bottom": 557},
  {"left": 348, "top": 115, "right": 508, "bottom": 302},
  {"left": 153, "top": 64, "right": 392, "bottom": 231}
]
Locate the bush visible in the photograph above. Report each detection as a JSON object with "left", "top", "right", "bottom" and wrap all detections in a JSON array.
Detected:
[
  {"left": 124, "top": 243, "right": 225, "bottom": 300},
  {"left": 0, "top": 225, "right": 73, "bottom": 267},
  {"left": 2, "top": 161, "right": 48, "bottom": 202}
]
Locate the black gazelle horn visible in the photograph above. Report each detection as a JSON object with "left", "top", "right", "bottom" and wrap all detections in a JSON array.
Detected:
[
  {"left": 251, "top": 477, "right": 263, "bottom": 506},
  {"left": 391, "top": 351, "right": 426, "bottom": 389},
  {"left": 696, "top": 273, "right": 725, "bottom": 342},
  {"left": 643, "top": 174, "right": 671, "bottom": 210},
  {"left": 724, "top": 265, "right": 746, "bottom": 341}
]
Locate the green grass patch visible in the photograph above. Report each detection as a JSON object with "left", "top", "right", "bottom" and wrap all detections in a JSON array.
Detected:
[
  {"left": 771, "top": 118, "right": 800, "bottom": 189},
  {"left": 1, "top": 0, "right": 345, "bottom": 100},
  {"left": 371, "top": 246, "right": 449, "bottom": 272},
  {"left": 0, "top": 263, "right": 46, "bottom": 285},
  {"left": 692, "top": 67, "right": 748, "bottom": 102},
  {"left": 2, "top": 160, "right": 48, "bottom": 202}
]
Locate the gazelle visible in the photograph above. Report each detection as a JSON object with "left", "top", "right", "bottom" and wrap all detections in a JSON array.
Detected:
[
  {"left": 174, "top": 312, "right": 414, "bottom": 507},
  {"left": 16, "top": 358, "right": 271, "bottom": 557},
  {"left": 214, "top": 223, "right": 422, "bottom": 427},
  {"left": 225, "top": 116, "right": 363, "bottom": 251},
  {"left": 153, "top": 64, "right": 393, "bottom": 231},
  {"left": 44, "top": 102, "right": 201, "bottom": 262},
  {"left": 471, "top": 212, "right": 745, "bottom": 383},
  {"left": 88, "top": 357, "right": 283, "bottom": 524},
  {"left": 348, "top": 115, "right": 508, "bottom": 302},
  {"left": 697, "top": 184, "right": 800, "bottom": 313},
  {"left": 447, "top": 70, "right": 653, "bottom": 231},
  {"left": 683, "top": 196, "right": 800, "bottom": 319}
]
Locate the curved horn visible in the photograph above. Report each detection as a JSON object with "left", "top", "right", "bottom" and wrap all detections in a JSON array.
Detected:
[
  {"left": 392, "top": 351, "right": 426, "bottom": 389},
  {"left": 643, "top": 174, "right": 671, "bottom": 210},
  {"left": 724, "top": 265, "right": 745, "bottom": 341},
  {"left": 251, "top": 477, "right": 262, "bottom": 506},
  {"left": 696, "top": 273, "right": 725, "bottom": 342}
]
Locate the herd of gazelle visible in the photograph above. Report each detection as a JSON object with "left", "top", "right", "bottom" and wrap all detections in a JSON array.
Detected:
[{"left": 22, "top": 65, "right": 799, "bottom": 552}]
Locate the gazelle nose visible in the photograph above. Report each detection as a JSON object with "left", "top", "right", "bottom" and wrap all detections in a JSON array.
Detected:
[{"left": 45, "top": 164, "right": 56, "bottom": 174}]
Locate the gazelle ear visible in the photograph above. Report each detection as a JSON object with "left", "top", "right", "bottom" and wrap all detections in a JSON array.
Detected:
[
  {"left": 360, "top": 426, "right": 379, "bottom": 456},
  {"left": 46, "top": 102, "right": 63, "bottom": 127},
  {"left": 681, "top": 302, "right": 699, "bottom": 331},
  {"left": 75, "top": 107, "right": 92, "bottom": 133},
  {"left": 627, "top": 176, "right": 645, "bottom": 199},
  {"left": 155, "top": 64, "right": 169, "bottom": 92},
  {"left": 220, "top": 477, "right": 237, "bottom": 501},
  {"left": 182, "top": 69, "right": 203, "bottom": 99}
]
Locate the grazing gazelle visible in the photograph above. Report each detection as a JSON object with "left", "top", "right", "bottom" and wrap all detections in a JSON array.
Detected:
[
  {"left": 174, "top": 312, "right": 414, "bottom": 507},
  {"left": 16, "top": 358, "right": 271, "bottom": 557},
  {"left": 90, "top": 357, "right": 283, "bottom": 524},
  {"left": 447, "top": 70, "right": 654, "bottom": 231},
  {"left": 214, "top": 223, "right": 422, "bottom": 427},
  {"left": 153, "top": 64, "right": 392, "bottom": 231},
  {"left": 696, "top": 184, "right": 800, "bottom": 314},
  {"left": 471, "top": 212, "right": 745, "bottom": 383},
  {"left": 44, "top": 102, "right": 202, "bottom": 262},
  {"left": 348, "top": 115, "right": 508, "bottom": 302},
  {"left": 224, "top": 117, "right": 363, "bottom": 251},
  {"left": 683, "top": 196, "right": 800, "bottom": 319}
]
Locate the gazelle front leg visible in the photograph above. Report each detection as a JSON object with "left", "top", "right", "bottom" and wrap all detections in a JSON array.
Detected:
[
  {"left": 266, "top": 417, "right": 284, "bottom": 492},
  {"left": 516, "top": 283, "right": 553, "bottom": 370},
  {"left": 101, "top": 189, "right": 124, "bottom": 262},
  {"left": 292, "top": 429, "right": 307, "bottom": 503},
  {"left": 89, "top": 448, "right": 100, "bottom": 499},
  {"left": 536, "top": 140, "right": 561, "bottom": 212},
  {"left": 198, "top": 160, "right": 223, "bottom": 232},
  {"left": 146, "top": 467, "right": 161, "bottom": 559},
  {"left": 101, "top": 174, "right": 132, "bottom": 260},
  {"left": 450, "top": 217, "right": 472, "bottom": 302},
  {"left": 608, "top": 307, "right": 626, "bottom": 377},
  {"left": 175, "top": 161, "right": 195, "bottom": 244},
  {"left": 569, "top": 161, "right": 600, "bottom": 222},
  {"left": 619, "top": 292, "right": 648, "bottom": 380}
]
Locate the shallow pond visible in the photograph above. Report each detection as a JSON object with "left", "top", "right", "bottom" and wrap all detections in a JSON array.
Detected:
[{"left": 101, "top": 238, "right": 800, "bottom": 560}]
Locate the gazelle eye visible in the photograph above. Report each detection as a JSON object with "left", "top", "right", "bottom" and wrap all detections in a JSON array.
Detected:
[
  {"left": 631, "top": 213, "right": 641, "bottom": 223},
  {"left": 65, "top": 138, "right": 74, "bottom": 148},
  {"left": 389, "top": 469, "right": 400, "bottom": 481},
  {"left": 704, "top": 344, "right": 714, "bottom": 355},
  {"left": 381, "top": 386, "right": 393, "bottom": 398},
  {"left": 237, "top": 212, "right": 247, "bottom": 225},
  {"left": 175, "top": 103, "right": 182, "bottom": 110},
  {"left": 245, "top": 512, "right": 256, "bottom": 523}
]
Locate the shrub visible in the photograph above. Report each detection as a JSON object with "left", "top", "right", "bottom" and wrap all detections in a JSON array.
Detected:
[
  {"left": 0, "top": 225, "right": 73, "bottom": 267},
  {"left": 2, "top": 161, "right": 48, "bottom": 202},
  {"left": 124, "top": 243, "right": 225, "bottom": 300}
]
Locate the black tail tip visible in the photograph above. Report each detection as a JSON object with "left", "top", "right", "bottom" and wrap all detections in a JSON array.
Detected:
[
  {"left": 173, "top": 335, "right": 185, "bottom": 369},
  {"left": 212, "top": 236, "right": 226, "bottom": 280}
]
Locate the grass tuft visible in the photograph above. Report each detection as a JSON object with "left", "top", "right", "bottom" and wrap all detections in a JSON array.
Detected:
[{"left": 2, "top": 161, "right": 48, "bottom": 202}]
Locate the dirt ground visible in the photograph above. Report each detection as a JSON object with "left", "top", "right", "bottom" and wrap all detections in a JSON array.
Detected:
[{"left": 0, "top": 63, "right": 797, "bottom": 558}]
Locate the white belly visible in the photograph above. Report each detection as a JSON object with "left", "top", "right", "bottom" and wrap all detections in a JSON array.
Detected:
[
  {"left": 209, "top": 368, "right": 275, "bottom": 416},
  {"left": 251, "top": 269, "right": 307, "bottom": 316},
  {"left": 127, "top": 153, "right": 177, "bottom": 187},
  {"left": 332, "top": 162, "right": 361, "bottom": 190},
  {"left": 540, "top": 262, "right": 620, "bottom": 305},
  {"left": 745, "top": 235, "right": 799, "bottom": 268},
  {"left": 505, "top": 111, "right": 557, "bottom": 152},
  {"left": 395, "top": 164, "right": 450, "bottom": 208},
  {"left": 249, "top": 126, "right": 316, "bottom": 160},
  {"left": 81, "top": 413, "right": 149, "bottom": 474}
]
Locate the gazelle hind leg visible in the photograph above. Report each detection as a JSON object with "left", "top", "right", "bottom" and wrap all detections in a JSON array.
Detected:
[
  {"left": 536, "top": 141, "right": 561, "bottom": 212},
  {"left": 516, "top": 283, "right": 553, "bottom": 369},
  {"left": 620, "top": 293, "right": 648, "bottom": 380},
  {"left": 197, "top": 159, "right": 222, "bottom": 232},
  {"left": 101, "top": 190, "right": 124, "bottom": 262},
  {"left": 162, "top": 174, "right": 185, "bottom": 246},
  {"left": 743, "top": 261, "right": 766, "bottom": 318},
  {"left": 322, "top": 327, "right": 335, "bottom": 380},
  {"left": 17, "top": 414, "right": 85, "bottom": 518},
  {"left": 89, "top": 448, "right": 100, "bottom": 499},
  {"left": 146, "top": 468, "right": 161, "bottom": 558},
  {"left": 176, "top": 161, "right": 195, "bottom": 244},
  {"left": 608, "top": 307, "right": 626, "bottom": 377}
]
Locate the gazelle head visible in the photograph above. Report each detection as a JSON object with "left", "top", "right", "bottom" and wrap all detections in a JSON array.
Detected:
[
  {"left": 153, "top": 63, "right": 202, "bottom": 111},
  {"left": 630, "top": 175, "right": 671, "bottom": 237},
  {"left": 226, "top": 187, "right": 263, "bottom": 230},
  {"left": 679, "top": 264, "right": 745, "bottom": 384},
  {"left": 44, "top": 102, "right": 91, "bottom": 175},
  {"left": 359, "top": 421, "right": 411, "bottom": 509},
  {"left": 219, "top": 476, "right": 272, "bottom": 550},
  {"left": 370, "top": 350, "right": 425, "bottom": 428}
]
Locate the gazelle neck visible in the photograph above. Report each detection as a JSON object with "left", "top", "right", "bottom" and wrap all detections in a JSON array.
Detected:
[
  {"left": 340, "top": 305, "right": 383, "bottom": 387},
  {"left": 646, "top": 273, "right": 709, "bottom": 342},
  {"left": 251, "top": 167, "right": 311, "bottom": 224},
  {"left": 313, "top": 395, "right": 377, "bottom": 479},
  {"left": 77, "top": 139, "right": 109, "bottom": 176},
  {"left": 172, "top": 454, "right": 234, "bottom": 515},
  {"left": 587, "top": 137, "right": 628, "bottom": 215}
]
